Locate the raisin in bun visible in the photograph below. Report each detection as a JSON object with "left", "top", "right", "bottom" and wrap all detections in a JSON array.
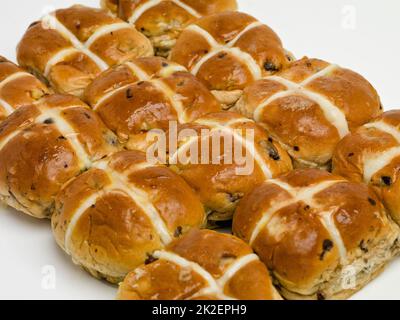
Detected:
[
  {"left": 234, "top": 57, "right": 383, "bottom": 169},
  {"left": 0, "top": 56, "right": 50, "bottom": 122},
  {"left": 333, "top": 110, "right": 400, "bottom": 225},
  {"left": 233, "top": 169, "right": 400, "bottom": 300},
  {"left": 170, "top": 11, "right": 291, "bottom": 108},
  {"left": 0, "top": 94, "right": 120, "bottom": 219},
  {"left": 84, "top": 56, "right": 221, "bottom": 151},
  {"left": 101, "top": 0, "right": 238, "bottom": 57},
  {"left": 17, "top": 5, "right": 153, "bottom": 98},
  {"left": 52, "top": 150, "right": 206, "bottom": 283},
  {"left": 165, "top": 112, "right": 293, "bottom": 222},
  {"left": 118, "top": 229, "right": 281, "bottom": 300}
]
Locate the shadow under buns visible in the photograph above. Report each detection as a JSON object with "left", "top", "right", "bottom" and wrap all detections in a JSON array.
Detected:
[
  {"left": 117, "top": 229, "right": 282, "bottom": 300},
  {"left": 0, "top": 94, "right": 120, "bottom": 219},
  {"left": 167, "top": 112, "right": 293, "bottom": 222},
  {"left": 17, "top": 5, "right": 153, "bottom": 99},
  {"left": 84, "top": 56, "right": 222, "bottom": 151},
  {"left": 333, "top": 110, "right": 400, "bottom": 225},
  {"left": 233, "top": 169, "right": 400, "bottom": 300},
  {"left": 52, "top": 150, "right": 206, "bottom": 284},
  {"left": 234, "top": 57, "right": 383, "bottom": 170},
  {"left": 170, "top": 11, "right": 291, "bottom": 109},
  {"left": 101, "top": 0, "right": 238, "bottom": 57},
  {"left": 0, "top": 56, "right": 50, "bottom": 122}
]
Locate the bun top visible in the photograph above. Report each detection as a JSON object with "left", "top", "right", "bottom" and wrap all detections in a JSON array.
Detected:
[
  {"left": 233, "top": 169, "right": 399, "bottom": 297},
  {"left": 0, "top": 94, "right": 119, "bottom": 218},
  {"left": 333, "top": 110, "right": 400, "bottom": 224},
  {"left": 101, "top": 0, "right": 238, "bottom": 57},
  {"left": 52, "top": 150, "right": 206, "bottom": 282},
  {"left": 235, "top": 57, "right": 382, "bottom": 168},
  {"left": 167, "top": 111, "right": 293, "bottom": 221},
  {"left": 170, "top": 11, "right": 290, "bottom": 94},
  {"left": 0, "top": 57, "right": 49, "bottom": 121},
  {"left": 118, "top": 229, "right": 282, "bottom": 300},
  {"left": 105, "top": 0, "right": 238, "bottom": 19},
  {"left": 84, "top": 56, "right": 221, "bottom": 149},
  {"left": 17, "top": 5, "right": 153, "bottom": 98}
]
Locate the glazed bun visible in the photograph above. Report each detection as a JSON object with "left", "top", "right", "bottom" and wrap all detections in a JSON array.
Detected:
[
  {"left": 52, "top": 151, "right": 206, "bottom": 283},
  {"left": 84, "top": 56, "right": 221, "bottom": 151},
  {"left": 333, "top": 110, "right": 400, "bottom": 225},
  {"left": 167, "top": 112, "right": 293, "bottom": 222},
  {"left": 118, "top": 229, "right": 281, "bottom": 300},
  {"left": 235, "top": 57, "right": 383, "bottom": 169},
  {"left": 0, "top": 57, "right": 50, "bottom": 122},
  {"left": 101, "top": 0, "right": 238, "bottom": 57},
  {"left": 233, "top": 169, "right": 400, "bottom": 300},
  {"left": 17, "top": 5, "right": 153, "bottom": 98},
  {"left": 170, "top": 11, "right": 291, "bottom": 108},
  {"left": 0, "top": 94, "right": 120, "bottom": 219}
]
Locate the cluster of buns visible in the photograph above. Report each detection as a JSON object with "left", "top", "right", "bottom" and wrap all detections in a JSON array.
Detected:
[{"left": 1, "top": 1, "right": 399, "bottom": 300}]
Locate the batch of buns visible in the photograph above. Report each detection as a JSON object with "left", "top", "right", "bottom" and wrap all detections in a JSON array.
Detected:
[{"left": 1, "top": 0, "right": 399, "bottom": 300}]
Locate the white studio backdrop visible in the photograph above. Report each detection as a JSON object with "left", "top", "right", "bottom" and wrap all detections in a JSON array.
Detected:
[{"left": 0, "top": 0, "right": 399, "bottom": 300}]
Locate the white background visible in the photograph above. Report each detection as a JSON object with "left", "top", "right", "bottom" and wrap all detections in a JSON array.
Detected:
[{"left": 0, "top": 0, "right": 399, "bottom": 300}]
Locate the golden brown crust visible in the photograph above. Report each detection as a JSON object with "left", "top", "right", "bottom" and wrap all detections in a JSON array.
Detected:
[
  {"left": 117, "top": 229, "right": 281, "bottom": 300},
  {"left": 0, "top": 57, "right": 50, "bottom": 121},
  {"left": 84, "top": 57, "right": 221, "bottom": 149},
  {"left": 0, "top": 94, "right": 120, "bottom": 219},
  {"left": 235, "top": 57, "right": 383, "bottom": 169},
  {"left": 333, "top": 110, "right": 400, "bottom": 225},
  {"left": 167, "top": 112, "right": 293, "bottom": 221},
  {"left": 52, "top": 150, "right": 206, "bottom": 283},
  {"left": 233, "top": 169, "right": 400, "bottom": 299},
  {"left": 17, "top": 5, "right": 153, "bottom": 98},
  {"left": 102, "top": 0, "right": 238, "bottom": 57},
  {"left": 170, "top": 11, "right": 290, "bottom": 106}
]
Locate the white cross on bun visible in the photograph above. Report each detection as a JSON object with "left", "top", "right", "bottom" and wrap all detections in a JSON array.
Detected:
[
  {"left": 52, "top": 150, "right": 206, "bottom": 283},
  {"left": 118, "top": 229, "right": 282, "bottom": 300},
  {"left": 0, "top": 94, "right": 120, "bottom": 219},
  {"left": 333, "top": 110, "right": 400, "bottom": 225},
  {"left": 101, "top": 0, "right": 238, "bottom": 57},
  {"left": 0, "top": 56, "right": 50, "bottom": 122},
  {"left": 17, "top": 5, "right": 153, "bottom": 98},
  {"left": 234, "top": 57, "right": 383, "bottom": 169},
  {"left": 170, "top": 11, "right": 292, "bottom": 108},
  {"left": 83, "top": 56, "right": 222, "bottom": 151},
  {"left": 233, "top": 169, "right": 400, "bottom": 300}
]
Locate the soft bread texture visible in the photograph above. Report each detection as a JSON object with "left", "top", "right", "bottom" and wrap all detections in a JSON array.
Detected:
[
  {"left": 101, "top": 0, "right": 238, "bottom": 57},
  {"left": 17, "top": 5, "right": 153, "bottom": 98},
  {"left": 84, "top": 56, "right": 221, "bottom": 151},
  {"left": 170, "top": 11, "right": 291, "bottom": 108},
  {"left": 0, "top": 94, "right": 120, "bottom": 219},
  {"left": 117, "top": 229, "right": 282, "bottom": 300},
  {"left": 233, "top": 169, "right": 400, "bottom": 300},
  {"left": 234, "top": 57, "right": 382, "bottom": 169},
  {"left": 52, "top": 150, "right": 206, "bottom": 284},
  {"left": 167, "top": 112, "right": 293, "bottom": 222},
  {"left": 0, "top": 56, "right": 50, "bottom": 122},
  {"left": 333, "top": 110, "right": 400, "bottom": 225}
]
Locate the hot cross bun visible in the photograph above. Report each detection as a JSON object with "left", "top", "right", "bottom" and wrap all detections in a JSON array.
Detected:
[
  {"left": 170, "top": 11, "right": 291, "bottom": 108},
  {"left": 0, "top": 57, "right": 50, "bottom": 122},
  {"left": 118, "top": 229, "right": 282, "bottom": 300},
  {"left": 233, "top": 169, "right": 400, "bottom": 300},
  {"left": 333, "top": 110, "right": 400, "bottom": 225},
  {"left": 166, "top": 112, "right": 293, "bottom": 222},
  {"left": 0, "top": 94, "right": 120, "bottom": 219},
  {"left": 52, "top": 150, "right": 206, "bottom": 283},
  {"left": 17, "top": 5, "right": 153, "bottom": 98},
  {"left": 84, "top": 56, "right": 221, "bottom": 151},
  {"left": 235, "top": 57, "right": 383, "bottom": 169},
  {"left": 101, "top": 0, "right": 238, "bottom": 57}
]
